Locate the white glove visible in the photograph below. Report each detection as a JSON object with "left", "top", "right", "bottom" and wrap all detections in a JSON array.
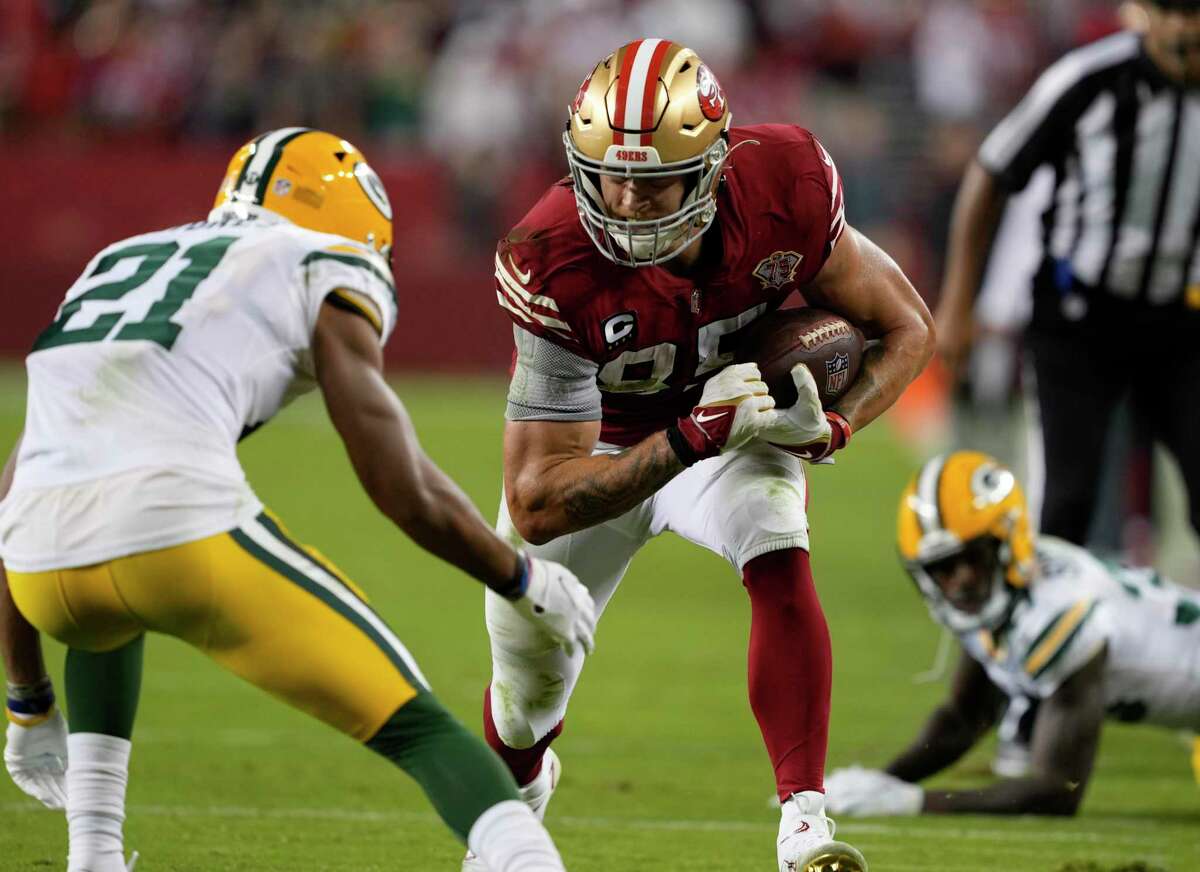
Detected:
[
  {"left": 825, "top": 765, "right": 923, "bottom": 817},
  {"left": 759, "top": 363, "right": 832, "bottom": 453},
  {"left": 512, "top": 556, "right": 597, "bottom": 658},
  {"left": 674, "top": 363, "right": 776, "bottom": 461},
  {"left": 5, "top": 708, "right": 69, "bottom": 810}
]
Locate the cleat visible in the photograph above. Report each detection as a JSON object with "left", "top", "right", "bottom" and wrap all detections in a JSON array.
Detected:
[
  {"left": 777, "top": 791, "right": 867, "bottom": 872},
  {"left": 462, "top": 750, "right": 562, "bottom": 870}
]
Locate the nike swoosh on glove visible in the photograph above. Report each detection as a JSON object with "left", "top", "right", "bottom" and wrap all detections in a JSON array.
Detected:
[
  {"left": 759, "top": 363, "right": 852, "bottom": 462},
  {"left": 669, "top": 363, "right": 775, "bottom": 465},
  {"left": 512, "top": 556, "right": 597, "bottom": 658},
  {"left": 5, "top": 708, "right": 68, "bottom": 810},
  {"left": 825, "top": 765, "right": 923, "bottom": 817}
]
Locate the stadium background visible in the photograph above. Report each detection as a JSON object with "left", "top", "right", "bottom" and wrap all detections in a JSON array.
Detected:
[{"left": 1, "top": 1, "right": 1198, "bottom": 870}]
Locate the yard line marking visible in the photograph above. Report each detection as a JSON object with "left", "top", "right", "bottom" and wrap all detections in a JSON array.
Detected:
[{"left": 1, "top": 801, "right": 1187, "bottom": 852}]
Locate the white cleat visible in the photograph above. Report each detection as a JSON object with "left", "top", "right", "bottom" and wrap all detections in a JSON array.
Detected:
[
  {"left": 777, "top": 791, "right": 867, "bottom": 872},
  {"left": 462, "top": 749, "right": 562, "bottom": 871}
]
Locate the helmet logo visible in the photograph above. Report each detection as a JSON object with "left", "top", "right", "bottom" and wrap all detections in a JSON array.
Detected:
[
  {"left": 272, "top": 177, "right": 293, "bottom": 196},
  {"left": 572, "top": 69, "right": 595, "bottom": 115},
  {"left": 970, "top": 463, "right": 1015, "bottom": 509},
  {"left": 696, "top": 64, "right": 726, "bottom": 121},
  {"left": 354, "top": 161, "right": 393, "bottom": 221}
]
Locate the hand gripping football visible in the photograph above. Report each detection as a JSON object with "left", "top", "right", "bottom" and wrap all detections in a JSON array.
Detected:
[{"left": 735, "top": 308, "right": 864, "bottom": 409}]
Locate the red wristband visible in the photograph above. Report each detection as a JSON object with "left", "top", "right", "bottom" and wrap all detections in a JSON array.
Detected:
[{"left": 826, "top": 410, "right": 852, "bottom": 454}]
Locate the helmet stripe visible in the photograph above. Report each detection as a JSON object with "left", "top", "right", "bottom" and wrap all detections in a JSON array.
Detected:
[
  {"left": 253, "top": 127, "right": 314, "bottom": 204},
  {"left": 619, "top": 38, "right": 663, "bottom": 147},
  {"left": 915, "top": 453, "right": 948, "bottom": 534},
  {"left": 639, "top": 40, "right": 672, "bottom": 146},
  {"left": 232, "top": 131, "right": 271, "bottom": 194},
  {"left": 234, "top": 126, "right": 312, "bottom": 204},
  {"left": 612, "top": 39, "right": 644, "bottom": 146}
]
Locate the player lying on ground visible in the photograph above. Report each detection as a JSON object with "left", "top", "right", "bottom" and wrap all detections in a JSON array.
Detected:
[
  {"left": 0, "top": 128, "right": 596, "bottom": 872},
  {"left": 825, "top": 450, "right": 1200, "bottom": 817},
  {"left": 469, "top": 39, "right": 934, "bottom": 872}
]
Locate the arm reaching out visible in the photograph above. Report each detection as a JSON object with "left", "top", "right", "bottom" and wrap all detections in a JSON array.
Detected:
[
  {"left": 2, "top": 433, "right": 69, "bottom": 810},
  {"left": 829, "top": 649, "right": 1107, "bottom": 817},
  {"left": 312, "top": 301, "right": 596, "bottom": 655}
]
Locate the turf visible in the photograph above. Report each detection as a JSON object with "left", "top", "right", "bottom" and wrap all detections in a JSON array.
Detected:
[{"left": 0, "top": 366, "right": 1195, "bottom": 871}]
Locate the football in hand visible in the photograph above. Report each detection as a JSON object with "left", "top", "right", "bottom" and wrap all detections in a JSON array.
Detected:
[{"left": 735, "top": 308, "right": 865, "bottom": 408}]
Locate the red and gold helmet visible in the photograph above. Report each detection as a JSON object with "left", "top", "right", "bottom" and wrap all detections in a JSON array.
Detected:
[
  {"left": 897, "top": 451, "right": 1037, "bottom": 632},
  {"left": 564, "top": 39, "right": 732, "bottom": 267}
]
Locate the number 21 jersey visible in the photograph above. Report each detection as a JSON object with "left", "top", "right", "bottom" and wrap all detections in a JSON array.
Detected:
[{"left": 0, "top": 209, "right": 396, "bottom": 571}]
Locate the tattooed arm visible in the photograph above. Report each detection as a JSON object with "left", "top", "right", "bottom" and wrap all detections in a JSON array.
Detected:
[
  {"left": 803, "top": 226, "right": 935, "bottom": 433},
  {"left": 504, "top": 420, "right": 684, "bottom": 545}
]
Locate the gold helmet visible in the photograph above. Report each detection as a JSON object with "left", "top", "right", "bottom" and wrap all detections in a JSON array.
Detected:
[
  {"left": 897, "top": 451, "right": 1036, "bottom": 633},
  {"left": 213, "top": 127, "right": 393, "bottom": 255},
  {"left": 564, "top": 39, "right": 732, "bottom": 267}
]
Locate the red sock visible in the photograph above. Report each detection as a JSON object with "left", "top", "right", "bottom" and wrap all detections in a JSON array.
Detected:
[
  {"left": 482, "top": 684, "right": 563, "bottom": 787},
  {"left": 743, "top": 548, "right": 831, "bottom": 801}
]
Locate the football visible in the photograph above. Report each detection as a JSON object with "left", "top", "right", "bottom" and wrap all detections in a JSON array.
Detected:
[{"left": 735, "top": 308, "right": 865, "bottom": 408}]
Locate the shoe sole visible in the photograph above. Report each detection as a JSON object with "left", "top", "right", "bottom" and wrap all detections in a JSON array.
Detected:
[{"left": 792, "top": 840, "right": 868, "bottom": 872}]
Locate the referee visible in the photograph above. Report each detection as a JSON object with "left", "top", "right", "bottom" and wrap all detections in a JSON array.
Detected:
[{"left": 937, "top": 1, "right": 1200, "bottom": 545}]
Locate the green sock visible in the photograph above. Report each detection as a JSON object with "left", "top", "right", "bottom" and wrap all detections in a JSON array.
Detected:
[
  {"left": 64, "top": 635, "right": 145, "bottom": 739},
  {"left": 366, "top": 692, "right": 519, "bottom": 842}
]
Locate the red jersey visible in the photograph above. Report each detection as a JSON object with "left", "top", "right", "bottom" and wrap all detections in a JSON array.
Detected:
[{"left": 495, "top": 124, "right": 847, "bottom": 446}]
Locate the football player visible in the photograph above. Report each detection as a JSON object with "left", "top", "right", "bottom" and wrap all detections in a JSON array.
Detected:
[
  {"left": 825, "top": 451, "right": 1200, "bottom": 817},
  {"left": 473, "top": 40, "right": 934, "bottom": 872},
  {"left": 0, "top": 128, "right": 598, "bottom": 872}
]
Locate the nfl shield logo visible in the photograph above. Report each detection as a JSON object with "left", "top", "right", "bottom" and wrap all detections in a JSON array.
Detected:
[
  {"left": 752, "top": 251, "right": 803, "bottom": 290},
  {"left": 825, "top": 352, "right": 850, "bottom": 395}
]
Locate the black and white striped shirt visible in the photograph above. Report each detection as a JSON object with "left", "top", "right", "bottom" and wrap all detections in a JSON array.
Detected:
[{"left": 979, "top": 31, "right": 1200, "bottom": 322}]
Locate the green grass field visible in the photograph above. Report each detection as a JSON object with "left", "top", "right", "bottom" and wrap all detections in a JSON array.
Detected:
[{"left": 0, "top": 366, "right": 1195, "bottom": 871}]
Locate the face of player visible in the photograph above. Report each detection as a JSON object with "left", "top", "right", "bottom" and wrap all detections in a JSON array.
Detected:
[
  {"left": 1142, "top": 1, "right": 1200, "bottom": 84},
  {"left": 923, "top": 537, "right": 1001, "bottom": 616},
  {"left": 598, "top": 174, "right": 687, "bottom": 222}
]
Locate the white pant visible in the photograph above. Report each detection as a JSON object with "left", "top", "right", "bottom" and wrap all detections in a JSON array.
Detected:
[{"left": 486, "top": 441, "right": 810, "bottom": 750}]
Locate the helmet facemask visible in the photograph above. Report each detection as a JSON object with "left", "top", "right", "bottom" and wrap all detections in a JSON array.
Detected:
[
  {"left": 564, "top": 129, "right": 729, "bottom": 267},
  {"left": 905, "top": 533, "right": 1018, "bottom": 634}
]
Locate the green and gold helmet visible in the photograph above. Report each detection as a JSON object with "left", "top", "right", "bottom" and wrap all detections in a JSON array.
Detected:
[
  {"left": 897, "top": 451, "right": 1036, "bottom": 632},
  {"left": 214, "top": 128, "right": 393, "bottom": 255}
]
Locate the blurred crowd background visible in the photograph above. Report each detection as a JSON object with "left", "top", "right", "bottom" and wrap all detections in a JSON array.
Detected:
[
  {"left": 2, "top": 0, "right": 1124, "bottom": 281},
  {"left": 3, "top": 1, "right": 1196, "bottom": 572}
]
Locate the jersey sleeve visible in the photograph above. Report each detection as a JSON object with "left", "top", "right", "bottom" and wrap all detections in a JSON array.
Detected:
[
  {"left": 977, "top": 34, "right": 1136, "bottom": 192},
  {"left": 300, "top": 241, "right": 398, "bottom": 344},
  {"left": 493, "top": 241, "right": 593, "bottom": 357},
  {"left": 812, "top": 137, "right": 847, "bottom": 260},
  {"left": 783, "top": 133, "right": 847, "bottom": 281},
  {"left": 1016, "top": 597, "right": 1110, "bottom": 698},
  {"left": 506, "top": 325, "right": 601, "bottom": 422}
]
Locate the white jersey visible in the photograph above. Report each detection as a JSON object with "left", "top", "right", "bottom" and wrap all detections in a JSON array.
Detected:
[
  {"left": 0, "top": 209, "right": 396, "bottom": 571},
  {"left": 961, "top": 537, "right": 1200, "bottom": 730}
]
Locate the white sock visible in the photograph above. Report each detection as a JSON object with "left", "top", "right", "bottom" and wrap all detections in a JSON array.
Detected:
[
  {"left": 67, "top": 733, "right": 132, "bottom": 872},
  {"left": 467, "top": 800, "right": 565, "bottom": 872}
]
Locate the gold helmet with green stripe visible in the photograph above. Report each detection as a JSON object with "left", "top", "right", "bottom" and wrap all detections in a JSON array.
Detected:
[
  {"left": 897, "top": 451, "right": 1036, "bottom": 632},
  {"left": 214, "top": 128, "right": 393, "bottom": 255}
]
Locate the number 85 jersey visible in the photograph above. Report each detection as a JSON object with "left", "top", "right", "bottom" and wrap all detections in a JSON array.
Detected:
[
  {"left": 0, "top": 209, "right": 396, "bottom": 572},
  {"left": 498, "top": 124, "right": 846, "bottom": 445}
]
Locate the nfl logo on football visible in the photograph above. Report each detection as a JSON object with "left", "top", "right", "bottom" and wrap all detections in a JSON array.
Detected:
[{"left": 825, "top": 352, "right": 850, "bottom": 394}]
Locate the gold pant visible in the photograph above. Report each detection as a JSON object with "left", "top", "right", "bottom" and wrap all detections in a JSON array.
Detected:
[{"left": 7, "top": 512, "right": 422, "bottom": 741}]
